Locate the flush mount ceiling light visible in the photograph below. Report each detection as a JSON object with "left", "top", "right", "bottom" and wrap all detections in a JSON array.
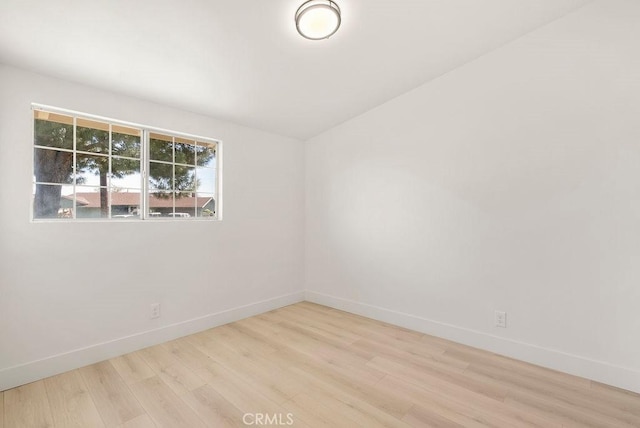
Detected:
[{"left": 295, "top": 0, "right": 341, "bottom": 40}]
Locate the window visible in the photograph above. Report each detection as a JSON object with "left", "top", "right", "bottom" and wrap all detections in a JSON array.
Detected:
[{"left": 32, "top": 105, "right": 220, "bottom": 221}]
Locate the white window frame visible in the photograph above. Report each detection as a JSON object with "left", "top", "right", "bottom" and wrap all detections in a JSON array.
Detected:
[{"left": 31, "top": 103, "right": 223, "bottom": 222}]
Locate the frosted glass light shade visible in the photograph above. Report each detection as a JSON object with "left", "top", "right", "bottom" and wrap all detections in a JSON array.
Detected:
[{"left": 295, "top": 0, "right": 341, "bottom": 40}]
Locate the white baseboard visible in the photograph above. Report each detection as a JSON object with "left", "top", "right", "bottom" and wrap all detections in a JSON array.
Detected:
[
  {"left": 0, "top": 291, "right": 304, "bottom": 391},
  {"left": 305, "top": 290, "right": 640, "bottom": 394}
]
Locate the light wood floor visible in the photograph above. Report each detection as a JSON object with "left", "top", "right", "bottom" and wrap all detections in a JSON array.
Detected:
[{"left": 2, "top": 302, "right": 639, "bottom": 427}]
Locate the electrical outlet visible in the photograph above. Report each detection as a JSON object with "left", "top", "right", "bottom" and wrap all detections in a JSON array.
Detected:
[
  {"left": 495, "top": 310, "right": 506, "bottom": 328},
  {"left": 150, "top": 303, "right": 161, "bottom": 319}
]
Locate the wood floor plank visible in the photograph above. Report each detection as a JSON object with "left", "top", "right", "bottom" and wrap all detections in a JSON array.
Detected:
[
  {"left": 279, "top": 318, "right": 367, "bottom": 351},
  {"left": 209, "top": 324, "right": 280, "bottom": 355},
  {"left": 264, "top": 306, "right": 361, "bottom": 346},
  {"left": 193, "top": 360, "right": 287, "bottom": 415},
  {"left": 0, "top": 391, "right": 3, "bottom": 428},
  {"left": 189, "top": 336, "right": 303, "bottom": 404},
  {"left": 232, "top": 315, "right": 303, "bottom": 348},
  {"left": 161, "top": 338, "right": 213, "bottom": 370},
  {"left": 402, "top": 404, "right": 466, "bottom": 428},
  {"left": 444, "top": 345, "right": 592, "bottom": 392},
  {"left": 286, "top": 367, "right": 411, "bottom": 427},
  {"left": 467, "top": 362, "right": 640, "bottom": 426},
  {"left": 505, "top": 388, "right": 637, "bottom": 428},
  {"left": 136, "top": 345, "right": 180, "bottom": 372},
  {"left": 351, "top": 337, "right": 469, "bottom": 373},
  {"left": 156, "top": 363, "right": 207, "bottom": 397},
  {"left": 190, "top": 359, "right": 315, "bottom": 427},
  {"left": 308, "top": 309, "right": 447, "bottom": 357},
  {"left": 137, "top": 343, "right": 206, "bottom": 396},
  {"left": 182, "top": 384, "right": 245, "bottom": 428},
  {"left": 589, "top": 380, "right": 640, "bottom": 412},
  {"left": 233, "top": 315, "right": 376, "bottom": 380},
  {"left": 79, "top": 360, "right": 146, "bottom": 427},
  {"left": 225, "top": 319, "right": 289, "bottom": 346},
  {"left": 368, "top": 355, "right": 508, "bottom": 402},
  {"left": 117, "top": 413, "right": 157, "bottom": 428},
  {"left": 110, "top": 353, "right": 155, "bottom": 385},
  {"left": 3, "top": 381, "right": 55, "bottom": 428},
  {"left": 44, "top": 370, "right": 105, "bottom": 428},
  {"left": 379, "top": 374, "right": 558, "bottom": 428},
  {"left": 281, "top": 392, "right": 364, "bottom": 428},
  {"left": 268, "top": 324, "right": 387, "bottom": 385},
  {"left": 262, "top": 347, "right": 413, "bottom": 420},
  {"left": 128, "top": 376, "right": 207, "bottom": 428},
  {"left": 302, "top": 305, "right": 425, "bottom": 343},
  {"left": 591, "top": 380, "right": 640, "bottom": 399}
]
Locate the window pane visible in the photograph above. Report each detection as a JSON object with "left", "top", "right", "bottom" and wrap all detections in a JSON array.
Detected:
[
  {"left": 173, "top": 192, "right": 195, "bottom": 218},
  {"left": 149, "top": 162, "right": 173, "bottom": 190},
  {"left": 76, "top": 153, "right": 109, "bottom": 186},
  {"left": 110, "top": 189, "right": 141, "bottom": 219},
  {"left": 75, "top": 187, "right": 109, "bottom": 218},
  {"left": 196, "top": 194, "right": 216, "bottom": 218},
  {"left": 150, "top": 133, "right": 173, "bottom": 162},
  {"left": 33, "top": 112, "right": 73, "bottom": 150},
  {"left": 149, "top": 190, "right": 173, "bottom": 217},
  {"left": 76, "top": 119, "right": 110, "bottom": 154},
  {"left": 196, "top": 142, "right": 216, "bottom": 167},
  {"left": 33, "top": 184, "right": 70, "bottom": 219},
  {"left": 111, "top": 157, "right": 141, "bottom": 189},
  {"left": 34, "top": 148, "right": 74, "bottom": 184},
  {"left": 174, "top": 137, "right": 197, "bottom": 165},
  {"left": 112, "top": 127, "right": 141, "bottom": 159},
  {"left": 77, "top": 118, "right": 109, "bottom": 131},
  {"left": 175, "top": 165, "right": 196, "bottom": 193},
  {"left": 195, "top": 167, "right": 215, "bottom": 193},
  {"left": 34, "top": 110, "right": 73, "bottom": 124}
]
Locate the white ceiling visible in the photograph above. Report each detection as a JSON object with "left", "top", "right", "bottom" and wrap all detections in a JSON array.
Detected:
[{"left": 0, "top": 0, "right": 591, "bottom": 140}]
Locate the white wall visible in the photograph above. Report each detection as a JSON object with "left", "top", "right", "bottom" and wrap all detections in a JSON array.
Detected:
[
  {"left": 0, "top": 65, "right": 305, "bottom": 390},
  {"left": 305, "top": 0, "right": 640, "bottom": 393}
]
